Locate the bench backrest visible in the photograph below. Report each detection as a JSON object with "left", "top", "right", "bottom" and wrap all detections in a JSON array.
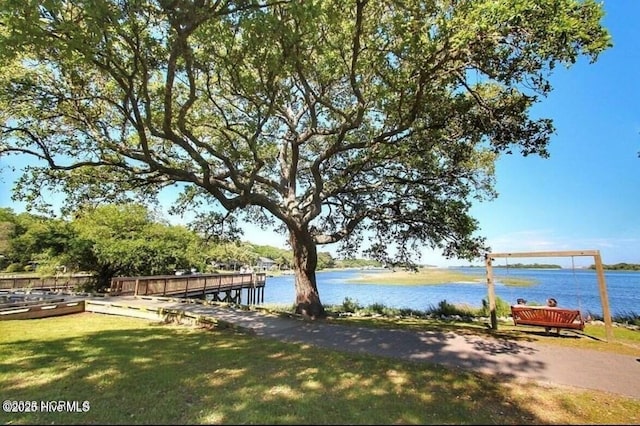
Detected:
[{"left": 510, "top": 306, "right": 585, "bottom": 330}]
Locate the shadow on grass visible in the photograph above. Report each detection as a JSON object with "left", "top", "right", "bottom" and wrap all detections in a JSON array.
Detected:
[
  {"left": 1, "top": 313, "right": 637, "bottom": 425},
  {"left": 511, "top": 328, "right": 604, "bottom": 342}
]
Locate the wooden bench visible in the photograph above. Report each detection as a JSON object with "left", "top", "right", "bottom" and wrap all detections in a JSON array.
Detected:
[{"left": 510, "top": 306, "right": 585, "bottom": 331}]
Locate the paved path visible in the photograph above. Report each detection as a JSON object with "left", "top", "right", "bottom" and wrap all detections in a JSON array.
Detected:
[{"left": 89, "top": 296, "right": 640, "bottom": 400}]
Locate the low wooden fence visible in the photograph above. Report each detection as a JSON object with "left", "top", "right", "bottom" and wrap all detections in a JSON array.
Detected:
[
  {"left": 0, "top": 299, "right": 85, "bottom": 320},
  {"left": 109, "top": 273, "right": 266, "bottom": 305},
  {"left": 0, "top": 275, "right": 94, "bottom": 291}
]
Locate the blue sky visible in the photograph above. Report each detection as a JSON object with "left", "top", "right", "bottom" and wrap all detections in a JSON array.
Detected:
[
  {"left": 459, "top": 0, "right": 640, "bottom": 268},
  {"left": 1, "top": 1, "right": 638, "bottom": 268}
]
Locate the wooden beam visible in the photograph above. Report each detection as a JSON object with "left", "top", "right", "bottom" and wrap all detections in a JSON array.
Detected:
[
  {"left": 593, "top": 252, "right": 615, "bottom": 342},
  {"left": 487, "top": 250, "right": 600, "bottom": 258},
  {"left": 485, "top": 254, "right": 498, "bottom": 330}
]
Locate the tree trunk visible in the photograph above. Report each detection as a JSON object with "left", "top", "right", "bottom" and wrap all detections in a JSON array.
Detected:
[
  {"left": 95, "top": 265, "right": 116, "bottom": 292},
  {"left": 289, "top": 228, "right": 326, "bottom": 319}
]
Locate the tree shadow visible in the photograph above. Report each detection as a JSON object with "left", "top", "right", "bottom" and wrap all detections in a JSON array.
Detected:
[{"left": 0, "top": 312, "right": 632, "bottom": 425}]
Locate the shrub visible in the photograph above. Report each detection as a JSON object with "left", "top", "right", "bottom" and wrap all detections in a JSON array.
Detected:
[
  {"left": 367, "top": 302, "right": 387, "bottom": 315},
  {"left": 424, "top": 300, "right": 477, "bottom": 318},
  {"left": 479, "top": 296, "right": 512, "bottom": 318},
  {"left": 340, "top": 297, "right": 363, "bottom": 313},
  {"left": 435, "top": 300, "right": 459, "bottom": 316},
  {"left": 4, "top": 263, "right": 23, "bottom": 273}
]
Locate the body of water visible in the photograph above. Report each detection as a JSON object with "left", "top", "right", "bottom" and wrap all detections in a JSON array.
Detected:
[{"left": 259, "top": 268, "right": 640, "bottom": 317}]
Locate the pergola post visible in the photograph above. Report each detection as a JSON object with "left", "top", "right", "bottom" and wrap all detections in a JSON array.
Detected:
[
  {"left": 485, "top": 254, "right": 498, "bottom": 330},
  {"left": 593, "top": 252, "right": 614, "bottom": 342}
]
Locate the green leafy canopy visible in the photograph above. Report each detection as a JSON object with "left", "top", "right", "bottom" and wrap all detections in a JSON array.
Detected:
[{"left": 0, "top": 0, "right": 611, "bottom": 315}]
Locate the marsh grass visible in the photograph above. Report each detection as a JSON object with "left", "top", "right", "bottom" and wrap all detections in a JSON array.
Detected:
[
  {"left": 1, "top": 313, "right": 639, "bottom": 425},
  {"left": 347, "top": 268, "right": 485, "bottom": 285},
  {"left": 347, "top": 268, "right": 536, "bottom": 286},
  {"left": 498, "top": 276, "right": 537, "bottom": 286}
]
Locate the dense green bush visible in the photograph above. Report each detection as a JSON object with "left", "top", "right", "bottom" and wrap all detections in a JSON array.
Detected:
[
  {"left": 360, "top": 302, "right": 398, "bottom": 316},
  {"left": 4, "top": 263, "right": 23, "bottom": 273},
  {"left": 431, "top": 300, "right": 459, "bottom": 316},
  {"left": 340, "top": 297, "right": 363, "bottom": 313},
  {"left": 479, "top": 296, "right": 512, "bottom": 318}
]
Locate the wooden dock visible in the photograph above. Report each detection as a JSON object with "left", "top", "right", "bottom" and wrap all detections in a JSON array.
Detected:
[
  {"left": 0, "top": 272, "right": 268, "bottom": 321},
  {"left": 109, "top": 272, "right": 266, "bottom": 305}
]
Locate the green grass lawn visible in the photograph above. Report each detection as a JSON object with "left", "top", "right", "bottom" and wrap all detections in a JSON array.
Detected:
[{"left": 1, "top": 313, "right": 639, "bottom": 425}]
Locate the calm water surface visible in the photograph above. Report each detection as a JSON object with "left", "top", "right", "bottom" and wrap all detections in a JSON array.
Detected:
[{"left": 259, "top": 268, "right": 640, "bottom": 317}]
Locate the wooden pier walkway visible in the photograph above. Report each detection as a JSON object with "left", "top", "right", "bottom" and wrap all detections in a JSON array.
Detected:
[{"left": 109, "top": 272, "right": 267, "bottom": 305}]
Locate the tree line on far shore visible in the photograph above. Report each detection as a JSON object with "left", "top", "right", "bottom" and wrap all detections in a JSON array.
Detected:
[
  {"left": 462, "top": 262, "right": 640, "bottom": 271},
  {"left": 589, "top": 263, "right": 640, "bottom": 271},
  {"left": 494, "top": 263, "right": 562, "bottom": 269},
  {"left": 494, "top": 262, "right": 640, "bottom": 271}
]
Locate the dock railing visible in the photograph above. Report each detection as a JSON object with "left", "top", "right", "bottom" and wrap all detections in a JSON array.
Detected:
[{"left": 0, "top": 275, "right": 94, "bottom": 291}]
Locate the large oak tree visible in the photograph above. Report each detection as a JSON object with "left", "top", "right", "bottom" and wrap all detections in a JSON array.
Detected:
[{"left": 0, "top": 0, "right": 610, "bottom": 317}]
